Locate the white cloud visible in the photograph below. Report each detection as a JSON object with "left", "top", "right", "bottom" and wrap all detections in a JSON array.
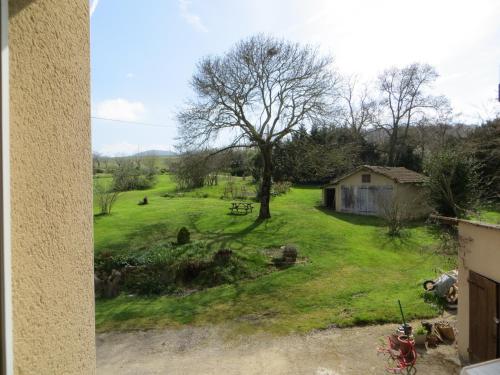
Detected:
[
  {"left": 89, "top": 0, "right": 99, "bottom": 17},
  {"left": 179, "top": 0, "right": 208, "bottom": 33},
  {"left": 280, "top": 0, "right": 500, "bottom": 122},
  {"left": 126, "top": 72, "right": 135, "bottom": 78},
  {"left": 98, "top": 142, "right": 171, "bottom": 157},
  {"left": 94, "top": 98, "right": 146, "bottom": 122}
]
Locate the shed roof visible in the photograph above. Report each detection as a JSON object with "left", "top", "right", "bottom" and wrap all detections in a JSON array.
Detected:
[{"left": 326, "top": 165, "right": 427, "bottom": 186}]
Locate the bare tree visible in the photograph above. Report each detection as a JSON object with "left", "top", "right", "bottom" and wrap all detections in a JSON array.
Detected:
[
  {"left": 338, "top": 76, "right": 378, "bottom": 135},
  {"left": 377, "top": 63, "right": 450, "bottom": 165},
  {"left": 178, "top": 34, "right": 338, "bottom": 219},
  {"left": 93, "top": 152, "right": 103, "bottom": 174},
  {"left": 94, "top": 179, "right": 120, "bottom": 215},
  {"left": 376, "top": 192, "right": 413, "bottom": 236},
  {"left": 170, "top": 151, "right": 227, "bottom": 189}
]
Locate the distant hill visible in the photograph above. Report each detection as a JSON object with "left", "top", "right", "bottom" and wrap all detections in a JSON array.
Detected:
[{"left": 133, "top": 150, "right": 177, "bottom": 157}]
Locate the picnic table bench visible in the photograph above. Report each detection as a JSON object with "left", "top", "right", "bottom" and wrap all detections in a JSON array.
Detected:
[{"left": 229, "top": 202, "right": 254, "bottom": 215}]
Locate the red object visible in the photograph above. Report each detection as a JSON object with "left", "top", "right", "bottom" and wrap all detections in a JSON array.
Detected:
[{"left": 377, "top": 335, "right": 417, "bottom": 373}]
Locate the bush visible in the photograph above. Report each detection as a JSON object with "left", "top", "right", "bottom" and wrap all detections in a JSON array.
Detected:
[
  {"left": 94, "top": 180, "right": 120, "bottom": 215},
  {"left": 170, "top": 151, "right": 226, "bottom": 189},
  {"left": 112, "top": 159, "right": 157, "bottom": 191},
  {"left": 377, "top": 194, "right": 411, "bottom": 236},
  {"left": 282, "top": 244, "right": 298, "bottom": 264},
  {"left": 177, "top": 227, "right": 190, "bottom": 245},
  {"left": 272, "top": 181, "right": 292, "bottom": 196},
  {"left": 272, "top": 244, "right": 299, "bottom": 267},
  {"left": 213, "top": 248, "right": 233, "bottom": 264},
  {"left": 95, "top": 242, "right": 251, "bottom": 296},
  {"left": 424, "top": 149, "right": 481, "bottom": 217}
]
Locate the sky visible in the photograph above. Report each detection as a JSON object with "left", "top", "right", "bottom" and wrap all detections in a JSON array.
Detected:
[{"left": 91, "top": 0, "right": 500, "bottom": 156}]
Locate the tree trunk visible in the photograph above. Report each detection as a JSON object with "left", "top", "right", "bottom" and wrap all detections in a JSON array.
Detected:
[
  {"left": 388, "top": 126, "right": 398, "bottom": 166},
  {"left": 258, "top": 146, "right": 273, "bottom": 220}
]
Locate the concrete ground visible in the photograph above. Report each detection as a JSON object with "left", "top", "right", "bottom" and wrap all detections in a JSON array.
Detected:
[{"left": 97, "top": 318, "right": 461, "bottom": 375}]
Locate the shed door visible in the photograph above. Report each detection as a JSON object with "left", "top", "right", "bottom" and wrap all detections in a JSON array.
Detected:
[
  {"left": 357, "top": 187, "right": 368, "bottom": 213},
  {"left": 324, "top": 188, "right": 335, "bottom": 209},
  {"left": 469, "top": 271, "right": 499, "bottom": 363}
]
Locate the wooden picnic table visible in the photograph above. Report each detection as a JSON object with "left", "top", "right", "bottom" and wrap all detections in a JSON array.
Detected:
[{"left": 229, "top": 202, "right": 254, "bottom": 215}]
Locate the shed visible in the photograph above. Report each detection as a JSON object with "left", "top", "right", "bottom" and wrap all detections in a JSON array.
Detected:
[{"left": 322, "top": 165, "right": 430, "bottom": 217}]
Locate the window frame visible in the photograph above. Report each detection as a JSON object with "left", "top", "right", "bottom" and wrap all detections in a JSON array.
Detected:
[{"left": 1, "top": 0, "right": 13, "bottom": 373}]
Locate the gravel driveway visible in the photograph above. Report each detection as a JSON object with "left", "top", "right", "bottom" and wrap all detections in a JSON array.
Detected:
[{"left": 97, "top": 318, "right": 460, "bottom": 375}]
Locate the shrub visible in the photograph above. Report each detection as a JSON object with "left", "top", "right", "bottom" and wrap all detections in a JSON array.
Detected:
[
  {"left": 282, "top": 244, "right": 298, "bottom": 264},
  {"left": 424, "top": 149, "right": 481, "bottom": 218},
  {"left": 112, "top": 159, "right": 157, "bottom": 191},
  {"left": 272, "top": 181, "right": 292, "bottom": 196},
  {"left": 177, "top": 227, "right": 191, "bottom": 244},
  {"left": 94, "top": 242, "right": 252, "bottom": 296},
  {"left": 94, "top": 251, "right": 131, "bottom": 275},
  {"left": 170, "top": 151, "right": 226, "bottom": 189},
  {"left": 124, "top": 266, "right": 175, "bottom": 295},
  {"left": 272, "top": 244, "right": 299, "bottom": 267},
  {"left": 213, "top": 248, "right": 233, "bottom": 264},
  {"left": 376, "top": 194, "right": 411, "bottom": 236},
  {"left": 94, "top": 180, "right": 120, "bottom": 215}
]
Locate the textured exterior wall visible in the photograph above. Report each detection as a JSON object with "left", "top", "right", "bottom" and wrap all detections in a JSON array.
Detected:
[
  {"left": 324, "top": 170, "right": 429, "bottom": 217},
  {"left": 8, "top": 0, "right": 95, "bottom": 373},
  {"left": 457, "top": 221, "right": 500, "bottom": 362},
  {"left": 332, "top": 171, "right": 395, "bottom": 212},
  {"left": 395, "top": 183, "right": 431, "bottom": 218}
]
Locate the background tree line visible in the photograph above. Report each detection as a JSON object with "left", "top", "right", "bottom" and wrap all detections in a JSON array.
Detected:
[{"left": 92, "top": 35, "right": 498, "bottom": 219}]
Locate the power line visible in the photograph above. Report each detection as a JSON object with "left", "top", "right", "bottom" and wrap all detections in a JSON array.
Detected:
[{"left": 91, "top": 116, "right": 176, "bottom": 128}]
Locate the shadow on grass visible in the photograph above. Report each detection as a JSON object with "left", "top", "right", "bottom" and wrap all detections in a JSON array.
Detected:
[
  {"left": 376, "top": 230, "right": 421, "bottom": 250},
  {"left": 292, "top": 184, "right": 323, "bottom": 190},
  {"left": 314, "top": 206, "right": 385, "bottom": 227},
  {"left": 96, "top": 222, "right": 172, "bottom": 254},
  {"left": 188, "top": 216, "right": 286, "bottom": 250}
]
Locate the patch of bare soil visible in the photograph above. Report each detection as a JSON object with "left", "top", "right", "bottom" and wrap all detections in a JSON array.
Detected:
[{"left": 96, "top": 316, "right": 460, "bottom": 375}]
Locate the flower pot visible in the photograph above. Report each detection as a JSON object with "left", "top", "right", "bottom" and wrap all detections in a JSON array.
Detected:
[
  {"left": 397, "top": 323, "right": 412, "bottom": 336},
  {"left": 397, "top": 335, "right": 415, "bottom": 355},
  {"left": 414, "top": 333, "right": 427, "bottom": 346}
]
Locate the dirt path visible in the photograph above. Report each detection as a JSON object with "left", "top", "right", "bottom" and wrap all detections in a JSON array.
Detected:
[{"left": 97, "top": 318, "right": 461, "bottom": 375}]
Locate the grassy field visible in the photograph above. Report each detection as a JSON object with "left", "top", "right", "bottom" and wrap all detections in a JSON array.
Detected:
[
  {"left": 95, "top": 175, "right": 454, "bottom": 334},
  {"left": 470, "top": 205, "right": 500, "bottom": 225}
]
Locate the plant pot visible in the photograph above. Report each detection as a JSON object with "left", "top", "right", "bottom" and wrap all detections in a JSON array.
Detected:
[
  {"left": 398, "top": 335, "right": 415, "bottom": 355},
  {"left": 397, "top": 323, "right": 412, "bottom": 336},
  {"left": 414, "top": 333, "right": 427, "bottom": 346}
]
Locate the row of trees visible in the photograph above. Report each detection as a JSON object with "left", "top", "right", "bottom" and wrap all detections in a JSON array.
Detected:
[
  {"left": 93, "top": 155, "right": 160, "bottom": 215},
  {"left": 176, "top": 34, "right": 498, "bottom": 219}
]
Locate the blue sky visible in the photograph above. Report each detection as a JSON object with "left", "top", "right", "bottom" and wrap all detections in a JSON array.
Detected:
[{"left": 91, "top": 0, "right": 500, "bottom": 156}]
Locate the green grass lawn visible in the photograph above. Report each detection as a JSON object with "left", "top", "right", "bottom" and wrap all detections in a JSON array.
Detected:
[
  {"left": 469, "top": 205, "right": 500, "bottom": 225},
  {"left": 95, "top": 175, "right": 454, "bottom": 334}
]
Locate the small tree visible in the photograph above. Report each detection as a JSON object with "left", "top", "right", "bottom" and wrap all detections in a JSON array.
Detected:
[
  {"left": 93, "top": 152, "right": 104, "bottom": 174},
  {"left": 376, "top": 192, "right": 412, "bottom": 236},
  {"left": 94, "top": 180, "right": 120, "bottom": 215},
  {"left": 424, "top": 149, "right": 481, "bottom": 217}
]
